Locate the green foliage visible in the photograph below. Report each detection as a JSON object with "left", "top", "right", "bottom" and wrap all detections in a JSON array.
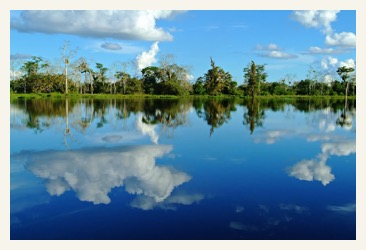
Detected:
[
  {"left": 243, "top": 61, "right": 268, "bottom": 98},
  {"left": 10, "top": 47, "right": 356, "bottom": 98}
]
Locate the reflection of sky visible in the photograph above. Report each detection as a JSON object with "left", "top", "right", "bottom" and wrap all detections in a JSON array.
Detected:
[
  {"left": 15, "top": 145, "right": 191, "bottom": 205},
  {"left": 288, "top": 139, "right": 355, "bottom": 186},
  {"left": 10, "top": 101, "right": 356, "bottom": 239},
  {"left": 246, "top": 107, "right": 356, "bottom": 186}
]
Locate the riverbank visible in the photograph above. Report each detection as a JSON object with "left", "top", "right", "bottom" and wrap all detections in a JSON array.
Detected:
[{"left": 10, "top": 92, "right": 355, "bottom": 100}]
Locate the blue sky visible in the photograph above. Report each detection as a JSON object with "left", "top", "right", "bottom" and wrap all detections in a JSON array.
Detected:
[{"left": 10, "top": 10, "right": 356, "bottom": 84}]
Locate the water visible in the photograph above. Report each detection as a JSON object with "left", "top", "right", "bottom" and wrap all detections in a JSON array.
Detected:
[{"left": 10, "top": 97, "right": 356, "bottom": 240}]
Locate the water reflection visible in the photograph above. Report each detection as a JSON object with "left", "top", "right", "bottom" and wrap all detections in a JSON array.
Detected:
[
  {"left": 336, "top": 98, "right": 356, "bottom": 130},
  {"left": 242, "top": 98, "right": 266, "bottom": 134},
  {"left": 11, "top": 97, "right": 355, "bottom": 139},
  {"left": 194, "top": 98, "right": 237, "bottom": 136},
  {"left": 288, "top": 139, "right": 355, "bottom": 185},
  {"left": 10, "top": 97, "right": 356, "bottom": 239},
  {"left": 15, "top": 145, "right": 192, "bottom": 206}
]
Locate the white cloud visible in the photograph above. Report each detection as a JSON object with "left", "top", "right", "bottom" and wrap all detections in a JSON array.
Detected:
[
  {"left": 288, "top": 139, "right": 355, "bottom": 186},
  {"left": 307, "top": 46, "right": 342, "bottom": 55},
  {"left": 21, "top": 145, "right": 191, "bottom": 205},
  {"left": 254, "top": 130, "right": 291, "bottom": 144},
  {"left": 255, "top": 43, "right": 281, "bottom": 51},
  {"left": 10, "top": 70, "right": 22, "bottom": 80},
  {"left": 323, "top": 74, "right": 335, "bottom": 84},
  {"left": 288, "top": 158, "right": 335, "bottom": 186},
  {"left": 292, "top": 10, "right": 340, "bottom": 34},
  {"left": 325, "top": 32, "right": 356, "bottom": 48},
  {"left": 256, "top": 44, "right": 297, "bottom": 59},
  {"left": 11, "top": 10, "right": 185, "bottom": 41},
  {"left": 321, "top": 140, "right": 356, "bottom": 157},
  {"left": 321, "top": 56, "right": 338, "bottom": 70},
  {"left": 136, "top": 42, "right": 160, "bottom": 72},
  {"left": 319, "top": 57, "right": 355, "bottom": 82},
  {"left": 136, "top": 113, "right": 159, "bottom": 144},
  {"left": 339, "top": 58, "right": 355, "bottom": 69},
  {"left": 263, "top": 51, "right": 297, "bottom": 59}
]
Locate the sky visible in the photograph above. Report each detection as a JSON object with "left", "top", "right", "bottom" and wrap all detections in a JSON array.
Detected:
[{"left": 10, "top": 10, "right": 356, "bottom": 84}]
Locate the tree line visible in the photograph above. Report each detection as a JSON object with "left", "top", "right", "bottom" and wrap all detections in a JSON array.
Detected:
[
  {"left": 10, "top": 46, "right": 356, "bottom": 97},
  {"left": 11, "top": 97, "right": 355, "bottom": 139}
]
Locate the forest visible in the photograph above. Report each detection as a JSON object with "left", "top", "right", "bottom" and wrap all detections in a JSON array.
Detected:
[{"left": 10, "top": 45, "right": 356, "bottom": 98}]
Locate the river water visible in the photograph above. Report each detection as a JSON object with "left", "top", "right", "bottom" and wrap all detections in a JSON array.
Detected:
[{"left": 10, "top": 97, "right": 356, "bottom": 239}]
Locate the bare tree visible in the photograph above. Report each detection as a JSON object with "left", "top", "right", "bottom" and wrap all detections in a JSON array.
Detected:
[{"left": 61, "top": 41, "right": 78, "bottom": 94}]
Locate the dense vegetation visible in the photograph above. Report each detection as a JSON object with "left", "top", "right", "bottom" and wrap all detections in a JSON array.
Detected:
[
  {"left": 11, "top": 97, "right": 355, "bottom": 137},
  {"left": 10, "top": 48, "right": 356, "bottom": 98}
]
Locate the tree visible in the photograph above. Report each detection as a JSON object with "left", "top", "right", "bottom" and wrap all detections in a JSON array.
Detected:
[
  {"left": 244, "top": 61, "right": 267, "bottom": 97},
  {"left": 92, "top": 63, "right": 109, "bottom": 93},
  {"left": 141, "top": 66, "right": 162, "bottom": 94},
  {"left": 336, "top": 66, "right": 355, "bottom": 98},
  {"left": 243, "top": 98, "right": 266, "bottom": 134},
  {"left": 20, "top": 56, "right": 43, "bottom": 93},
  {"left": 204, "top": 57, "right": 232, "bottom": 95},
  {"left": 75, "top": 58, "right": 92, "bottom": 94},
  {"left": 193, "top": 77, "right": 206, "bottom": 95},
  {"left": 115, "top": 71, "right": 130, "bottom": 94},
  {"left": 61, "top": 41, "right": 77, "bottom": 94}
]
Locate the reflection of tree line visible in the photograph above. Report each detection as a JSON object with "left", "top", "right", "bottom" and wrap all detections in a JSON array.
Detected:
[{"left": 11, "top": 97, "right": 356, "bottom": 136}]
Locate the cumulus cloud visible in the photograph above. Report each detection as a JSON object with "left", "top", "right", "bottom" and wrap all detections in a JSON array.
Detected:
[
  {"left": 101, "top": 42, "right": 122, "bottom": 51},
  {"left": 321, "top": 140, "right": 356, "bottom": 157},
  {"left": 20, "top": 145, "right": 191, "bottom": 205},
  {"left": 255, "top": 43, "right": 297, "bottom": 59},
  {"left": 292, "top": 10, "right": 339, "bottom": 34},
  {"left": 288, "top": 158, "right": 334, "bottom": 186},
  {"left": 325, "top": 32, "right": 356, "bottom": 48},
  {"left": 292, "top": 11, "right": 355, "bottom": 52},
  {"left": 288, "top": 139, "right": 355, "bottom": 186},
  {"left": 320, "top": 57, "right": 355, "bottom": 83},
  {"left": 136, "top": 42, "right": 160, "bottom": 72},
  {"left": 136, "top": 113, "right": 159, "bottom": 144},
  {"left": 11, "top": 10, "right": 184, "bottom": 41},
  {"left": 339, "top": 58, "right": 355, "bottom": 68},
  {"left": 321, "top": 56, "right": 338, "bottom": 70}
]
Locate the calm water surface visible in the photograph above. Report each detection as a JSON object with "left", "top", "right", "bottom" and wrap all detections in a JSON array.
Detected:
[{"left": 10, "top": 97, "right": 356, "bottom": 240}]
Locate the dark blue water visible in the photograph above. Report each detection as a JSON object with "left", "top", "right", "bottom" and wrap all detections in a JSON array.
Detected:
[{"left": 10, "top": 98, "right": 356, "bottom": 239}]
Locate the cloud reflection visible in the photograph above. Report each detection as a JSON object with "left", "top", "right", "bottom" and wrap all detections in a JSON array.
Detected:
[
  {"left": 131, "top": 193, "right": 204, "bottom": 210},
  {"left": 327, "top": 203, "right": 356, "bottom": 213},
  {"left": 288, "top": 140, "right": 355, "bottom": 185},
  {"left": 20, "top": 145, "right": 191, "bottom": 205},
  {"left": 254, "top": 130, "right": 291, "bottom": 144},
  {"left": 136, "top": 113, "right": 159, "bottom": 144}
]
